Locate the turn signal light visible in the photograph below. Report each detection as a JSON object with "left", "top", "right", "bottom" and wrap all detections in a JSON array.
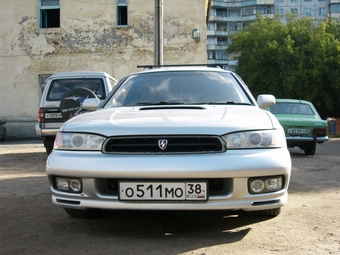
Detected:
[{"left": 38, "top": 108, "right": 45, "bottom": 123}]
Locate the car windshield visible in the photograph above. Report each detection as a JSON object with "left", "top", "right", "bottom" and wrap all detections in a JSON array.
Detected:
[
  {"left": 104, "top": 71, "right": 252, "bottom": 107},
  {"left": 270, "top": 103, "right": 314, "bottom": 115}
]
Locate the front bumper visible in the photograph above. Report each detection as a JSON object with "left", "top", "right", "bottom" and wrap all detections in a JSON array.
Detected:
[
  {"left": 286, "top": 135, "right": 329, "bottom": 143},
  {"left": 46, "top": 147, "right": 291, "bottom": 212}
]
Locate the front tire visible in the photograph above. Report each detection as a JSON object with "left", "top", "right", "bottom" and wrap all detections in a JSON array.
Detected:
[
  {"left": 63, "top": 208, "right": 102, "bottom": 218},
  {"left": 254, "top": 208, "right": 281, "bottom": 217}
]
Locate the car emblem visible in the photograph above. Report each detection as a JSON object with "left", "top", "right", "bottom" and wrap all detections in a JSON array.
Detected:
[{"left": 158, "top": 139, "right": 168, "bottom": 150}]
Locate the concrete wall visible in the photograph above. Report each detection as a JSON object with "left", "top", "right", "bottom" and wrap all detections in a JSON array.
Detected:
[{"left": 0, "top": 0, "right": 208, "bottom": 140}]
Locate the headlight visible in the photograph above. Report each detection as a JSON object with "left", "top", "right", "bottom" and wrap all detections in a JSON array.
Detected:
[
  {"left": 222, "top": 130, "right": 285, "bottom": 149},
  {"left": 54, "top": 132, "right": 105, "bottom": 150}
]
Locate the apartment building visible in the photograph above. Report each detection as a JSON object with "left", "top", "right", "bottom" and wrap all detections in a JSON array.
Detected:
[{"left": 207, "top": 0, "right": 340, "bottom": 70}]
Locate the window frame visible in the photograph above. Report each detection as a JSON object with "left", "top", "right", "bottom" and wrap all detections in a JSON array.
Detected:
[
  {"left": 38, "top": 0, "right": 60, "bottom": 28},
  {"left": 319, "top": 7, "right": 326, "bottom": 16},
  {"left": 117, "top": 0, "right": 128, "bottom": 26},
  {"left": 304, "top": 8, "right": 312, "bottom": 16}
]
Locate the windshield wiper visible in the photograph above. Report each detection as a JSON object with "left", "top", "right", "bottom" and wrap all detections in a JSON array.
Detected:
[
  {"left": 136, "top": 101, "right": 185, "bottom": 106},
  {"left": 194, "top": 101, "right": 253, "bottom": 105}
]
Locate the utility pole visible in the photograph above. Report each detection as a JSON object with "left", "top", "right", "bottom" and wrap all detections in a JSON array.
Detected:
[{"left": 154, "top": 0, "right": 163, "bottom": 66}]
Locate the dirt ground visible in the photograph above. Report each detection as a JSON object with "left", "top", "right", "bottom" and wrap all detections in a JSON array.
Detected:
[{"left": 0, "top": 139, "right": 339, "bottom": 255}]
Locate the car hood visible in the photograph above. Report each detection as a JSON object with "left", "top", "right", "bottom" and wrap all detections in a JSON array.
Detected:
[
  {"left": 274, "top": 114, "right": 327, "bottom": 128},
  {"left": 60, "top": 105, "right": 279, "bottom": 136}
]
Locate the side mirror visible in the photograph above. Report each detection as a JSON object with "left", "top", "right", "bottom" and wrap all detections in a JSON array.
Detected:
[
  {"left": 257, "top": 94, "right": 276, "bottom": 109},
  {"left": 83, "top": 98, "right": 101, "bottom": 111}
]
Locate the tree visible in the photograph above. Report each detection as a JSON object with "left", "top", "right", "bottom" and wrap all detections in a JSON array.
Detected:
[{"left": 227, "top": 13, "right": 340, "bottom": 118}]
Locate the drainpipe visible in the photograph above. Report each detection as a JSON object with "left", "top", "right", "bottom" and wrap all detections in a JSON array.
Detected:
[{"left": 154, "top": 0, "right": 163, "bottom": 66}]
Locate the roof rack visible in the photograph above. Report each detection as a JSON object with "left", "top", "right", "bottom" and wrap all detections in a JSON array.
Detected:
[{"left": 137, "top": 64, "right": 227, "bottom": 70}]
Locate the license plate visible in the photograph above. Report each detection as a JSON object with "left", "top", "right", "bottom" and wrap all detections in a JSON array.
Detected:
[
  {"left": 119, "top": 181, "right": 208, "bottom": 201},
  {"left": 287, "top": 128, "right": 310, "bottom": 135},
  {"left": 45, "top": 112, "right": 62, "bottom": 119}
]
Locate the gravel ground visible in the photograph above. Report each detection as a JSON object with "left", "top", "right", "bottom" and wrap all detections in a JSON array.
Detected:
[{"left": 0, "top": 139, "right": 339, "bottom": 255}]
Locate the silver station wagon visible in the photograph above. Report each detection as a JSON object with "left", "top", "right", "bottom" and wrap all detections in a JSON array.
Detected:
[{"left": 46, "top": 65, "right": 291, "bottom": 218}]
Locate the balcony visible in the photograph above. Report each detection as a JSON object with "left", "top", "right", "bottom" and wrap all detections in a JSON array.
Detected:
[
  {"left": 212, "top": 0, "right": 242, "bottom": 8},
  {"left": 207, "top": 59, "right": 238, "bottom": 67},
  {"left": 209, "top": 15, "right": 243, "bottom": 22},
  {"left": 207, "top": 30, "right": 229, "bottom": 37},
  {"left": 329, "top": 12, "right": 340, "bottom": 18},
  {"left": 207, "top": 59, "right": 229, "bottom": 65},
  {"left": 257, "top": 0, "right": 274, "bottom": 4},
  {"left": 207, "top": 44, "right": 228, "bottom": 50}
]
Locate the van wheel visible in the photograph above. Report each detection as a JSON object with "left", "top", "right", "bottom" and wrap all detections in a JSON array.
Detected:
[
  {"left": 60, "top": 88, "right": 97, "bottom": 121},
  {"left": 43, "top": 137, "right": 55, "bottom": 155}
]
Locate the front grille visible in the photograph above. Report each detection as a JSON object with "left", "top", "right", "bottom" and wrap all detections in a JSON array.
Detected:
[{"left": 103, "top": 136, "right": 225, "bottom": 154}]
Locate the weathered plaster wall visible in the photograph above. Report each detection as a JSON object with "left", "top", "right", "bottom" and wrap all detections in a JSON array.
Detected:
[{"left": 0, "top": 0, "right": 207, "bottom": 139}]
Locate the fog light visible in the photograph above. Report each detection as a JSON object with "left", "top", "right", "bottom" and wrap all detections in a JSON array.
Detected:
[
  {"left": 57, "top": 178, "right": 70, "bottom": 191},
  {"left": 70, "top": 180, "right": 81, "bottom": 192},
  {"left": 266, "top": 178, "right": 282, "bottom": 190},
  {"left": 56, "top": 177, "right": 82, "bottom": 193},
  {"left": 250, "top": 180, "right": 265, "bottom": 193},
  {"left": 248, "top": 176, "right": 283, "bottom": 194}
]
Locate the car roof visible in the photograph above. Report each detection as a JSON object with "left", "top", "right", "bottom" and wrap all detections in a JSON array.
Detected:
[
  {"left": 133, "top": 66, "right": 232, "bottom": 75},
  {"left": 50, "top": 71, "right": 116, "bottom": 80}
]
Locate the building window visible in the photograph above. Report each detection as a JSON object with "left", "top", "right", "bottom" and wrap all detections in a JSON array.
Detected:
[
  {"left": 216, "top": 8, "right": 227, "bottom": 17},
  {"left": 290, "top": 0, "right": 297, "bottom": 2},
  {"left": 229, "top": 22, "right": 240, "bottom": 31},
  {"left": 217, "top": 25, "right": 227, "bottom": 31},
  {"left": 257, "top": 6, "right": 274, "bottom": 15},
  {"left": 207, "top": 38, "right": 215, "bottom": 45},
  {"left": 229, "top": 11, "right": 240, "bottom": 17},
  {"left": 39, "top": 0, "right": 60, "bottom": 28},
  {"left": 304, "top": 8, "right": 312, "bottom": 16},
  {"left": 319, "top": 7, "right": 326, "bottom": 16},
  {"left": 276, "top": 0, "right": 283, "bottom": 2},
  {"left": 330, "top": 4, "right": 340, "bottom": 13},
  {"left": 277, "top": 9, "right": 284, "bottom": 16},
  {"left": 291, "top": 8, "right": 298, "bottom": 14},
  {"left": 117, "top": 0, "right": 128, "bottom": 26},
  {"left": 208, "top": 51, "right": 214, "bottom": 60},
  {"left": 242, "top": 7, "right": 256, "bottom": 16},
  {"left": 304, "top": 0, "right": 311, "bottom": 2},
  {"left": 216, "top": 51, "right": 228, "bottom": 60},
  {"left": 217, "top": 38, "right": 228, "bottom": 46}
]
